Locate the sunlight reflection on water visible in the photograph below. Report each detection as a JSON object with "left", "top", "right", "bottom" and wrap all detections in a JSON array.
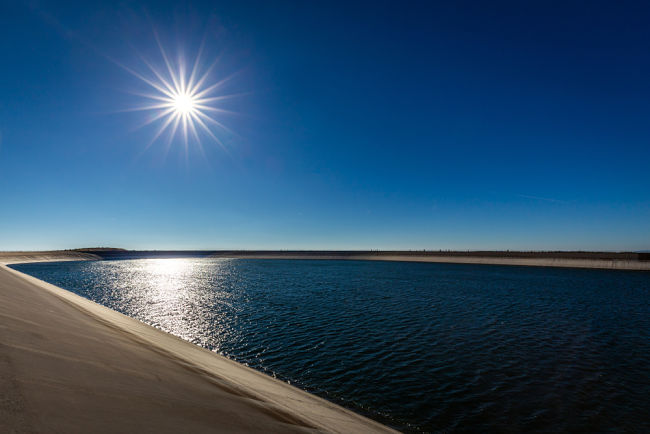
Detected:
[{"left": 98, "top": 258, "right": 236, "bottom": 349}]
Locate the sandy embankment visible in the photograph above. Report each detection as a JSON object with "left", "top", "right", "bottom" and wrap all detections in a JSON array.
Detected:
[
  {"left": 0, "top": 252, "right": 395, "bottom": 433},
  {"left": 212, "top": 253, "right": 650, "bottom": 271},
  {"left": 0, "top": 250, "right": 102, "bottom": 264}
]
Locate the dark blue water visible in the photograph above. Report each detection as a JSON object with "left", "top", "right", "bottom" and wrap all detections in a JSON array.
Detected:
[{"left": 11, "top": 259, "right": 650, "bottom": 432}]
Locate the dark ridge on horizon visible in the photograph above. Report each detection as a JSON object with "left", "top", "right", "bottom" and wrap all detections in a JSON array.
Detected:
[
  {"left": 72, "top": 247, "right": 128, "bottom": 252},
  {"left": 72, "top": 249, "right": 650, "bottom": 262}
]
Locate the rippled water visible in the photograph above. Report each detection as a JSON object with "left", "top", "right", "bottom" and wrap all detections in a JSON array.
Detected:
[{"left": 12, "top": 259, "right": 650, "bottom": 432}]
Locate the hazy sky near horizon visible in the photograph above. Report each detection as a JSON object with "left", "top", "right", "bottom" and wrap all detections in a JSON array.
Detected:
[{"left": 1, "top": 0, "right": 649, "bottom": 251}]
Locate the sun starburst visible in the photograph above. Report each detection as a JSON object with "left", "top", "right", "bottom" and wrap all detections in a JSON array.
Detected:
[{"left": 121, "top": 36, "right": 239, "bottom": 158}]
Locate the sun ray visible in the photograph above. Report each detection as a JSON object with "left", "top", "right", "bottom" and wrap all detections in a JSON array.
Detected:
[
  {"left": 162, "top": 114, "right": 182, "bottom": 161},
  {"left": 186, "top": 37, "right": 206, "bottom": 94},
  {"left": 182, "top": 113, "right": 189, "bottom": 149},
  {"left": 132, "top": 107, "right": 176, "bottom": 131},
  {"left": 151, "top": 111, "right": 178, "bottom": 143},
  {"left": 118, "top": 102, "right": 176, "bottom": 113},
  {"left": 128, "top": 91, "right": 175, "bottom": 103},
  {"left": 189, "top": 117, "right": 211, "bottom": 166},
  {"left": 152, "top": 28, "right": 182, "bottom": 93},
  {"left": 134, "top": 111, "right": 178, "bottom": 161},
  {"left": 194, "top": 92, "right": 250, "bottom": 104},
  {"left": 138, "top": 54, "right": 177, "bottom": 96},
  {"left": 190, "top": 72, "right": 239, "bottom": 100},
  {"left": 193, "top": 112, "right": 228, "bottom": 151},
  {"left": 188, "top": 55, "right": 222, "bottom": 96},
  {"left": 188, "top": 115, "right": 201, "bottom": 144},
  {"left": 194, "top": 110, "right": 236, "bottom": 136},
  {"left": 117, "top": 60, "right": 176, "bottom": 99},
  {"left": 178, "top": 54, "right": 187, "bottom": 94},
  {"left": 193, "top": 105, "right": 239, "bottom": 116}
]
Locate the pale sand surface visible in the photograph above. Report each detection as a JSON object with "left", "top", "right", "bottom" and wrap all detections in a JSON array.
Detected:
[
  {"left": 0, "top": 253, "right": 396, "bottom": 433},
  {"left": 0, "top": 251, "right": 101, "bottom": 264},
  {"left": 213, "top": 254, "right": 650, "bottom": 271}
]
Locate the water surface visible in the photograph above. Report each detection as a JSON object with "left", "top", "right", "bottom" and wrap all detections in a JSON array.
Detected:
[{"left": 12, "top": 259, "right": 650, "bottom": 432}]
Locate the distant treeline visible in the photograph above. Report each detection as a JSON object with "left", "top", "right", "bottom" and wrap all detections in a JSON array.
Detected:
[{"left": 75, "top": 249, "right": 650, "bottom": 261}]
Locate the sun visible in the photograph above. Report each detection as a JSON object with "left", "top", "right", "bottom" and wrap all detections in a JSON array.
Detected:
[
  {"left": 121, "top": 37, "right": 238, "bottom": 155},
  {"left": 172, "top": 92, "right": 196, "bottom": 116}
]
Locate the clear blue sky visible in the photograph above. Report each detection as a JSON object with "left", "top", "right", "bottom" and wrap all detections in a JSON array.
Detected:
[{"left": 1, "top": 0, "right": 649, "bottom": 251}]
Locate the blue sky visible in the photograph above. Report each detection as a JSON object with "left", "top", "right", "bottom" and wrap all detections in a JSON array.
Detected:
[{"left": 1, "top": 0, "right": 649, "bottom": 251}]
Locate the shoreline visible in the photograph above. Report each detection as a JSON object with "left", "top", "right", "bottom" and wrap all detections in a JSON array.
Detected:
[
  {"left": 3, "top": 250, "right": 649, "bottom": 271},
  {"left": 214, "top": 253, "right": 650, "bottom": 271},
  {"left": 0, "top": 253, "right": 396, "bottom": 433}
]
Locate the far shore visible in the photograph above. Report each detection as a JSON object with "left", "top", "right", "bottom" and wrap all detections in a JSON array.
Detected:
[
  {"left": 2, "top": 249, "right": 649, "bottom": 271},
  {"left": 218, "top": 253, "right": 650, "bottom": 271}
]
